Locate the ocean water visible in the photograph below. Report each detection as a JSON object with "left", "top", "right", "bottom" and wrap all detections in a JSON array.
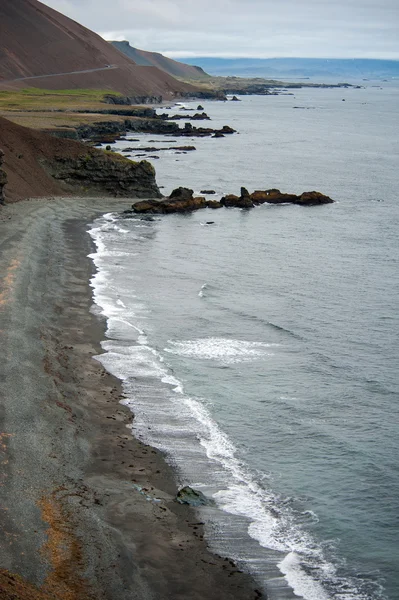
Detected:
[{"left": 89, "top": 86, "right": 399, "bottom": 600}]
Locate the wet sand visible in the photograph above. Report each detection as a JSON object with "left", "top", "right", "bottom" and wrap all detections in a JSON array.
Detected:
[{"left": 0, "top": 197, "right": 263, "bottom": 600}]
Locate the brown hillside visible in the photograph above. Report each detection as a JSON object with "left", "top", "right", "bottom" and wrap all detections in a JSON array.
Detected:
[
  {"left": 111, "top": 41, "right": 209, "bottom": 81},
  {"left": 0, "top": 0, "right": 195, "bottom": 98},
  {"left": 0, "top": 116, "right": 158, "bottom": 202}
]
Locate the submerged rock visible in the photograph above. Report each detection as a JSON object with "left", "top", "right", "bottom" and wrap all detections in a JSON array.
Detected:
[{"left": 176, "top": 486, "right": 210, "bottom": 507}]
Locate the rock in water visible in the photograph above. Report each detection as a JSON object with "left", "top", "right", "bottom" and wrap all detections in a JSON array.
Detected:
[
  {"left": 133, "top": 195, "right": 207, "bottom": 214},
  {"left": 176, "top": 486, "right": 210, "bottom": 506},
  {"left": 207, "top": 200, "right": 223, "bottom": 209},
  {"left": 221, "top": 193, "right": 254, "bottom": 209},
  {"left": 296, "top": 191, "right": 334, "bottom": 205},
  {"left": 250, "top": 189, "right": 299, "bottom": 204},
  {"left": 169, "top": 186, "right": 194, "bottom": 201}
]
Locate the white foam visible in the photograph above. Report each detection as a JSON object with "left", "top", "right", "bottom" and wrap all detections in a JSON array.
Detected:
[
  {"left": 198, "top": 283, "right": 207, "bottom": 297},
  {"left": 96, "top": 344, "right": 167, "bottom": 381},
  {"left": 102, "top": 212, "right": 118, "bottom": 222},
  {"left": 165, "top": 337, "right": 276, "bottom": 363},
  {"left": 161, "top": 374, "right": 184, "bottom": 394},
  {"left": 278, "top": 553, "right": 331, "bottom": 600}
]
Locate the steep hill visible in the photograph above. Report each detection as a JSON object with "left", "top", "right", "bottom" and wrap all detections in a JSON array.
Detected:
[
  {"left": 111, "top": 41, "right": 209, "bottom": 81},
  {"left": 0, "top": 0, "right": 195, "bottom": 98}
]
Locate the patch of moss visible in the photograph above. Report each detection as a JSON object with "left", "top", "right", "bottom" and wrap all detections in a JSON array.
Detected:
[
  {"left": 101, "top": 150, "right": 139, "bottom": 166},
  {"left": 0, "top": 88, "right": 124, "bottom": 111}
]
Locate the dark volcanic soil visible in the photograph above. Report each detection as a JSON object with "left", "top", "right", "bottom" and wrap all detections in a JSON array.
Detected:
[{"left": 0, "top": 198, "right": 263, "bottom": 600}]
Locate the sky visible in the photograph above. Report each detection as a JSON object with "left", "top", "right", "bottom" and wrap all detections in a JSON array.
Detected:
[{"left": 42, "top": 0, "right": 399, "bottom": 60}]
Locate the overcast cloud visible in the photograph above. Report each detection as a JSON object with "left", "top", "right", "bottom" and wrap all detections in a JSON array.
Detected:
[{"left": 42, "top": 0, "right": 399, "bottom": 59}]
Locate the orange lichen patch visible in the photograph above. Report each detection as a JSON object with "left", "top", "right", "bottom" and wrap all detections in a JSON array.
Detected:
[
  {"left": 0, "top": 569, "right": 59, "bottom": 599},
  {"left": 0, "top": 432, "right": 13, "bottom": 454},
  {"left": 0, "top": 258, "right": 20, "bottom": 308},
  {"left": 38, "top": 491, "right": 92, "bottom": 600}
]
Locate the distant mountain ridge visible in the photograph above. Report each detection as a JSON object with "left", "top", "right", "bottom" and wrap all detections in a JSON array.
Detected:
[
  {"left": 0, "top": 0, "right": 195, "bottom": 98},
  {"left": 178, "top": 57, "right": 399, "bottom": 80},
  {"left": 111, "top": 41, "right": 209, "bottom": 81}
]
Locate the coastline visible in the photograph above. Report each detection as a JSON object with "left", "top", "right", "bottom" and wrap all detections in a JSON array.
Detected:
[{"left": 0, "top": 197, "right": 262, "bottom": 600}]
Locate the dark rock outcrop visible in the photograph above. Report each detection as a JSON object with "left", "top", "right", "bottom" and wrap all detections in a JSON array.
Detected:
[
  {"left": 250, "top": 189, "right": 299, "bottom": 204},
  {"left": 163, "top": 196, "right": 207, "bottom": 213},
  {"left": 174, "top": 123, "right": 236, "bottom": 138},
  {"left": 200, "top": 189, "right": 216, "bottom": 194},
  {"left": 0, "top": 149, "right": 7, "bottom": 204},
  {"left": 207, "top": 200, "right": 222, "bottom": 209},
  {"left": 249, "top": 189, "right": 333, "bottom": 205},
  {"left": 176, "top": 486, "right": 210, "bottom": 507},
  {"left": 162, "top": 112, "right": 211, "bottom": 121},
  {"left": 46, "top": 152, "right": 161, "bottom": 198},
  {"left": 221, "top": 194, "right": 254, "bottom": 209},
  {"left": 46, "top": 116, "right": 237, "bottom": 143},
  {"left": 121, "top": 145, "right": 196, "bottom": 153},
  {"left": 296, "top": 191, "right": 335, "bottom": 205},
  {"left": 133, "top": 194, "right": 207, "bottom": 214},
  {"left": 169, "top": 187, "right": 194, "bottom": 201},
  {"left": 103, "top": 94, "right": 132, "bottom": 105},
  {"left": 130, "top": 186, "right": 334, "bottom": 215}
]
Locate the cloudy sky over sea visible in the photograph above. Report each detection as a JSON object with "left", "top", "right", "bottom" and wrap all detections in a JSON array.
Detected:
[{"left": 43, "top": 0, "right": 399, "bottom": 59}]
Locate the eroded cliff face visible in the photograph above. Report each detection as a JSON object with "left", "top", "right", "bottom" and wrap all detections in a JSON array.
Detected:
[
  {"left": 0, "top": 150, "right": 7, "bottom": 204},
  {"left": 0, "top": 117, "right": 162, "bottom": 202},
  {"left": 44, "top": 152, "right": 161, "bottom": 198}
]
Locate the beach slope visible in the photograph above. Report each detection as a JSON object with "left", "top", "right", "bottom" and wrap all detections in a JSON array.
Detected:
[{"left": 0, "top": 198, "right": 262, "bottom": 600}]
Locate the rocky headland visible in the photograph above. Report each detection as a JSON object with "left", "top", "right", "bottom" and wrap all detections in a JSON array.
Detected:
[{"left": 0, "top": 117, "right": 160, "bottom": 202}]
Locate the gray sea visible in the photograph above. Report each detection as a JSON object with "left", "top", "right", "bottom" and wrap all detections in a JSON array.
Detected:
[{"left": 89, "top": 84, "right": 399, "bottom": 600}]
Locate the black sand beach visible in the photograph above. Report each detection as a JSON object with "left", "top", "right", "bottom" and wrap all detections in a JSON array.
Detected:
[{"left": 0, "top": 197, "right": 262, "bottom": 599}]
